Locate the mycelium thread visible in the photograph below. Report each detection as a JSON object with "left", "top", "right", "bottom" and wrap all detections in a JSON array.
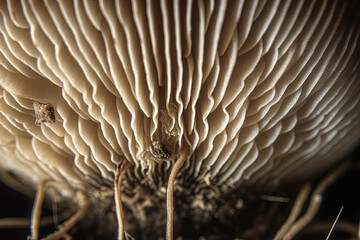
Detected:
[
  {"left": 114, "top": 162, "right": 131, "bottom": 240},
  {"left": 31, "top": 179, "right": 51, "bottom": 240},
  {"left": 166, "top": 150, "right": 188, "bottom": 240},
  {"left": 283, "top": 163, "right": 349, "bottom": 239}
]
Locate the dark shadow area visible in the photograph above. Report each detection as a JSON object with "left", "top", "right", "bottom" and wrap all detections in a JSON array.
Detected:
[
  {"left": 0, "top": 144, "right": 359, "bottom": 239},
  {"left": 0, "top": 180, "right": 33, "bottom": 239}
]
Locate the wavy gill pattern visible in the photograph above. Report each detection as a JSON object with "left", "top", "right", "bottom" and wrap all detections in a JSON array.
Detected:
[{"left": 0, "top": 0, "right": 359, "bottom": 197}]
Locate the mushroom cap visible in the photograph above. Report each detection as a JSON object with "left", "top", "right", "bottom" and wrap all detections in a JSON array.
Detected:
[{"left": 0, "top": 0, "right": 359, "bottom": 198}]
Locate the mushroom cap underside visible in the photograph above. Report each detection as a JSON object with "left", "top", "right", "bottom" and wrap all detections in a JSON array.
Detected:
[{"left": 0, "top": 0, "right": 359, "bottom": 197}]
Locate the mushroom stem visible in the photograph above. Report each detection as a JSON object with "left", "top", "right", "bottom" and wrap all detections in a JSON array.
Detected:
[
  {"left": 41, "top": 199, "right": 89, "bottom": 240},
  {"left": 283, "top": 162, "right": 349, "bottom": 239},
  {"left": 31, "top": 179, "right": 51, "bottom": 240},
  {"left": 114, "top": 162, "right": 131, "bottom": 240},
  {"left": 166, "top": 151, "right": 189, "bottom": 240},
  {"left": 274, "top": 183, "right": 312, "bottom": 239}
]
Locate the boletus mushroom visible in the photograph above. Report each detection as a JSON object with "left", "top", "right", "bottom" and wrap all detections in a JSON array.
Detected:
[{"left": 0, "top": 0, "right": 359, "bottom": 239}]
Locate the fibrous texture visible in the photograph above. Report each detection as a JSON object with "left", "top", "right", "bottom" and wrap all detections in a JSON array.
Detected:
[{"left": 0, "top": 0, "right": 360, "bottom": 236}]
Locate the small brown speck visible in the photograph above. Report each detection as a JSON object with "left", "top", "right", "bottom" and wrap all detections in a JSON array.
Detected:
[
  {"left": 150, "top": 141, "right": 171, "bottom": 160},
  {"left": 33, "top": 102, "right": 56, "bottom": 125}
]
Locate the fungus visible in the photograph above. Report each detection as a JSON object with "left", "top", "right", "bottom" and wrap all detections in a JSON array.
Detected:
[{"left": 0, "top": 0, "right": 359, "bottom": 239}]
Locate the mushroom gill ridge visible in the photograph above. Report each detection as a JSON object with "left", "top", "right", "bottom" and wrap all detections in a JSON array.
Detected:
[{"left": 0, "top": 0, "right": 359, "bottom": 239}]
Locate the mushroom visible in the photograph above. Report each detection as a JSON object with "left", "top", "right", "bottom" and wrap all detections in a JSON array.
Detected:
[{"left": 0, "top": 0, "right": 359, "bottom": 239}]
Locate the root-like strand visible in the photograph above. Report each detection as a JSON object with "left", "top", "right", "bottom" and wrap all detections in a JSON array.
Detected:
[
  {"left": 166, "top": 151, "right": 188, "bottom": 240},
  {"left": 0, "top": 217, "right": 51, "bottom": 228},
  {"left": 274, "top": 183, "right": 312, "bottom": 239},
  {"left": 282, "top": 163, "right": 349, "bottom": 239},
  {"left": 0, "top": 212, "right": 70, "bottom": 229},
  {"left": 31, "top": 179, "right": 51, "bottom": 240},
  {"left": 303, "top": 220, "right": 359, "bottom": 238},
  {"left": 114, "top": 162, "right": 131, "bottom": 240},
  {"left": 41, "top": 197, "right": 89, "bottom": 240}
]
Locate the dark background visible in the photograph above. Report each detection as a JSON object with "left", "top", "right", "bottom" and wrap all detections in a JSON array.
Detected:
[{"left": 0, "top": 145, "right": 359, "bottom": 240}]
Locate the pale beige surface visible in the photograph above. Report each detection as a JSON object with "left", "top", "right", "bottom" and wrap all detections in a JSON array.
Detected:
[{"left": 0, "top": 0, "right": 359, "bottom": 198}]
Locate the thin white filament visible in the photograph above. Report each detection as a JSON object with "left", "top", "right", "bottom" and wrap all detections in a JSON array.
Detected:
[{"left": 325, "top": 206, "right": 344, "bottom": 240}]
